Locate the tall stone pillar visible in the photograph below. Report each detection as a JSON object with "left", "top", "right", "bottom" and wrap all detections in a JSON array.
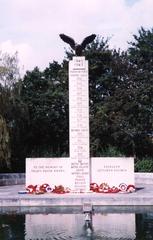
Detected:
[{"left": 69, "top": 56, "right": 90, "bottom": 192}]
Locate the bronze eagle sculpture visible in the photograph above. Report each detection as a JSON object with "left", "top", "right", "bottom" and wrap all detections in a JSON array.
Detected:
[{"left": 59, "top": 34, "right": 96, "bottom": 56}]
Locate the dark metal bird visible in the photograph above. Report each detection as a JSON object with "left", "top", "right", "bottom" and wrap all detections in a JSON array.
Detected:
[{"left": 59, "top": 34, "right": 96, "bottom": 56}]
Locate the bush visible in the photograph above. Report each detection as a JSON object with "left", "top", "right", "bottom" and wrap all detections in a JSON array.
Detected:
[
  {"left": 100, "top": 145, "right": 124, "bottom": 157},
  {"left": 135, "top": 158, "right": 153, "bottom": 172}
]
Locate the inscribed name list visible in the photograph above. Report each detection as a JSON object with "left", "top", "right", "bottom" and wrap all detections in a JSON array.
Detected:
[{"left": 69, "top": 57, "right": 90, "bottom": 191}]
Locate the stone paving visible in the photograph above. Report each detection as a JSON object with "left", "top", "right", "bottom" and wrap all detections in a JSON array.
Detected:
[{"left": 0, "top": 183, "right": 153, "bottom": 207}]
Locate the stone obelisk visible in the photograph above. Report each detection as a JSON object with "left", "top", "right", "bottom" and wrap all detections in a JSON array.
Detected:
[{"left": 69, "top": 56, "right": 90, "bottom": 192}]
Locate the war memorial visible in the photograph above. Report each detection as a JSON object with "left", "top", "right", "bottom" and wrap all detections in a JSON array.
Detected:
[{"left": 26, "top": 34, "right": 135, "bottom": 194}]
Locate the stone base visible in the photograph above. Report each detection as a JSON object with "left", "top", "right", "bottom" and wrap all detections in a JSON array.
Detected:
[{"left": 26, "top": 157, "right": 135, "bottom": 193}]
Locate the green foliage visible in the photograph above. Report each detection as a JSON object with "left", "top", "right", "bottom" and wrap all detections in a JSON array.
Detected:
[
  {"left": 127, "top": 27, "right": 153, "bottom": 157},
  {"left": 128, "top": 27, "right": 153, "bottom": 70},
  {"left": 94, "top": 145, "right": 124, "bottom": 157},
  {"left": 88, "top": 47, "right": 136, "bottom": 155},
  {"left": 135, "top": 158, "right": 153, "bottom": 172},
  {"left": 0, "top": 115, "right": 11, "bottom": 170},
  {"left": 0, "top": 53, "right": 25, "bottom": 172},
  {"left": 20, "top": 62, "right": 69, "bottom": 158},
  {"left": 89, "top": 32, "right": 153, "bottom": 158}
]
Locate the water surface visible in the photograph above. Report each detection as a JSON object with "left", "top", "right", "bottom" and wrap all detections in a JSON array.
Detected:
[{"left": 0, "top": 209, "right": 153, "bottom": 239}]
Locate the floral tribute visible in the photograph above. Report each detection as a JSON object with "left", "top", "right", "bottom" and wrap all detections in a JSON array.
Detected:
[
  {"left": 25, "top": 182, "right": 135, "bottom": 194},
  {"left": 26, "top": 184, "right": 71, "bottom": 194},
  {"left": 90, "top": 182, "right": 135, "bottom": 193}
]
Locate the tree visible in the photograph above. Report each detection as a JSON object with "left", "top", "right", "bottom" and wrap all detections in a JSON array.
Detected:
[
  {"left": 127, "top": 27, "right": 153, "bottom": 157},
  {"left": 0, "top": 115, "right": 11, "bottom": 170},
  {"left": 0, "top": 51, "right": 20, "bottom": 88},
  {"left": 128, "top": 27, "right": 153, "bottom": 71},
  {"left": 20, "top": 62, "right": 69, "bottom": 157},
  {"left": 88, "top": 47, "right": 138, "bottom": 156},
  {"left": 0, "top": 52, "right": 23, "bottom": 171}
]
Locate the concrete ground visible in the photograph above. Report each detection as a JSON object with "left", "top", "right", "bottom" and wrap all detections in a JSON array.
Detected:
[{"left": 0, "top": 182, "right": 152, "bottom": 208}]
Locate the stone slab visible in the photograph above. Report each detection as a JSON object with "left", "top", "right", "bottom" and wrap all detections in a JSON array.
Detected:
[
  {"left": 26, "top": 158, "right": 70, "bottom": 188},
  {"left": 91, "top": 157, "right": 135, "bottom": 188}
]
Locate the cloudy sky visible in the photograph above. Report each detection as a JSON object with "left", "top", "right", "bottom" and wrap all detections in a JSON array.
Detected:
[{"left": 0, "top": 0, "right": 153, "bottom": 74}]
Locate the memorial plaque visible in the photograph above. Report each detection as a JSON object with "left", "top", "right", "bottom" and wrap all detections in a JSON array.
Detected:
[
  {"left": 69, "top": 57, "right": 90, "bottom": 191},
  {"left": 91, "top": 157, "right": 135, "bottom": 189},
  {"left": 26, "top": 158, "right": 71, "bottom": 188}
]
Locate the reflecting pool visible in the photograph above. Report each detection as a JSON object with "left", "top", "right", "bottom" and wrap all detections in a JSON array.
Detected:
[{"left": 0, "top": 208, "right": 153, "bottom": 239}]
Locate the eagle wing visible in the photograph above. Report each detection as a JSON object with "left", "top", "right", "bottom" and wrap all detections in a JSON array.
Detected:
[
  {"left": 81, "top": 34, "right": 96, "bottom": 49},
  {"left": 59, "top": 34, "right": 75, "bottom": 50}
]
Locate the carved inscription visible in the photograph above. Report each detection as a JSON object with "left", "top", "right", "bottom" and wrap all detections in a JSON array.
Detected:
[
  {"left": 91, "top": 157, "right": 135, "bottom": 187},
  {"left": 69, "top": 57, "right": 90, "bottom": 191},
  {"left": 26, "top": 158, "right": 70, "bottom": 187}
]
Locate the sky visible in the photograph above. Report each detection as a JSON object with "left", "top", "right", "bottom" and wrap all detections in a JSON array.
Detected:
[{"left": 0, "top": 0, "right": 153, "bottom": 75}]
